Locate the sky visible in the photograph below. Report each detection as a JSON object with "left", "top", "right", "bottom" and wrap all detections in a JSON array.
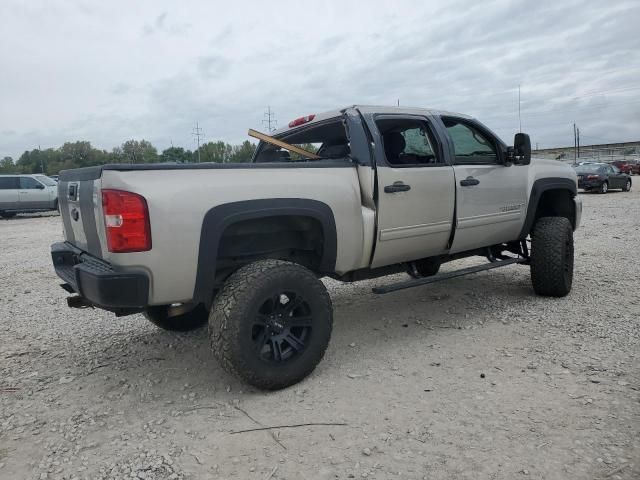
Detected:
[{"left": 1, "top": 0, "right": 639, "bottom": 159}]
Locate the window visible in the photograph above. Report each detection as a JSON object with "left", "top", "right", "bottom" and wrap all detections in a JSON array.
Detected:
[
  {"left": 19, "top": 177, "right": 43, "bottom": 189},
  {"left": 254, "top": 119, "right": 350, "bottom": 163},
  {"left": 0, "top": 177, "right": 19, "bottom": 189},
  {"left": 442, "top": 117, "right": 498, "bottom": 164},
  {"left": 375, "top": 118, "right": 441, "bottom": 166},
  {"left": 610, "top": 165, "right": 620, "bottom": 174},
  {"left": 35, "top": 175, "right": 57, "bottom": 186}
]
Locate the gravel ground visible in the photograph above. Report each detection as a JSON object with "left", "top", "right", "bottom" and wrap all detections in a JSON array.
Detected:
[{"left": 1, "top": 190, "right": 639, "bottom": 480}]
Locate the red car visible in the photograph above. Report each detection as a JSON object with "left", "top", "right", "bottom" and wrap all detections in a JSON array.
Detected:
[{"left": 612, "top": 161, "right": 633, "bottom": 174}]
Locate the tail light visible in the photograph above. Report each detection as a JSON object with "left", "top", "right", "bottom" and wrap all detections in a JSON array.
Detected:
[
  {"left": 101, "top": 189, "right": 151, "bottom": 253},
  {"left": 586, "top": 175, "right": 599, "bottom": 180}
]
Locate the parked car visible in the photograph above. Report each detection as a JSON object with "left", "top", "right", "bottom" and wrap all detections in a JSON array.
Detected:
[
  {"left": 574, "top": 163, "right": 632, "bottom": 193},
  {"left": 611, "top": 160, "right": 633, "bottom": 174},
  {"left": 629, "top": 160, "right": 640, "bottom": 175},
  {"left": 51, "top": 105, "right": 582, "bottom": 390},
  {"left": 0, "top": 174, "right": 59, "bottom": 218}
]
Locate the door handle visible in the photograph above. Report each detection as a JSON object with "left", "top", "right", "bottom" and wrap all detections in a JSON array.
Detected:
[
  {"left": 384, "top": 182, "right": 411, "bottom": 193},
  {"left": 459, "top": 176, "right": 480, "bottom": 187}
]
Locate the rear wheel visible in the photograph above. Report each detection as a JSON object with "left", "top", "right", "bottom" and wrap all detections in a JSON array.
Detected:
[
  {"left": 144, "top": 304, "right": 208, "bottom": 331},
  {"left": 209, "top": 260, "right": 333, "bottom": 390},
  {"left": 622, "top": 179, "right": 632, "bottom": 192},
  {"left": 530, "top": 217, "right": 574, "bottom": 297},
  {"left": 599, "top": 181, "right": 608, "bottom": 194}
]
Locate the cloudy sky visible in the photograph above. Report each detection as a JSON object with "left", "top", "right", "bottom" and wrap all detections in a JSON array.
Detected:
[{"left": 1, "top": 0, "right": 639, "bottom": 159}]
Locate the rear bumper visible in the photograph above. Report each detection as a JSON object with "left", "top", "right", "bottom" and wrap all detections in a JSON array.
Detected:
[{"left": 51, "top": 242, "right": 149, "bottom": 309}]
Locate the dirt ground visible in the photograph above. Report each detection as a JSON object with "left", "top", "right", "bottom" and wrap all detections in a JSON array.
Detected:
[{"left": 1, "top": 188, "right": 639, "bottom": 480}]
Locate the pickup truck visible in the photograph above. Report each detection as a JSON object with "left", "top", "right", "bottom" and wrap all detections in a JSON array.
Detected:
[{"left": 51, "top": 105, "right": 582, "bottom": 390}]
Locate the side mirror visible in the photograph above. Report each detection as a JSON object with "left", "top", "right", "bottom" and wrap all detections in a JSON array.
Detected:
[{"left": 513, "top": 133, "right": 531, "bottom": 165}]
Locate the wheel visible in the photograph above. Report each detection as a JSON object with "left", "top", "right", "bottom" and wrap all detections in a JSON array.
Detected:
[
  {"left": 599, "top": 181, "right": 608, "bottom": 194},
  {"left": 408, "top": 258, "right": 441, "bottom": 278},
  {"left": 0, "top": 212, "right": 17, "bottom": 219},
  {"left": 622, "top": 179, "right": 632, "bottom": 192},
  {"left": 530, "top": 217, "right": 574, "bottom": 297},
  {"left": 144, "top": 304, "right": 208, "bottom": 331},
  {"left": 209, "top": 259, "right": 333, "bottom": 390}
]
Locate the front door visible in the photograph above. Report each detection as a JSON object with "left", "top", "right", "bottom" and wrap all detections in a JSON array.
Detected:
[
  {"left": 440, "top": 117, "right": 528, "bottom": 254},
  {"left": 18, "top": 176, "right": 49, "bottom": 209},
  {"left": 369, "top": 115, "right": 455, "bottom": 267},
  {"left": 608, "top": 165, "right": 626, "bottom": 189}
]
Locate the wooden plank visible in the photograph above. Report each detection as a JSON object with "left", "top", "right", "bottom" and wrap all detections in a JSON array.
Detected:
[{"left": 248, "top": 129, "right": 321, "bottom": 160}]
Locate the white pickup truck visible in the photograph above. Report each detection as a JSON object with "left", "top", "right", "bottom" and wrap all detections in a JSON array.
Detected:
[{"left": 51, "top": 105, "right": 581, "bottom": 389}]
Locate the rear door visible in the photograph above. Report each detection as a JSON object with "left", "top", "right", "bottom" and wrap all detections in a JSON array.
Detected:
[
  {"left": 0, "top": 177, "right": 20, "bottom": 210},
  {"left": 18, "top": 176, "right": 49, "bottom": 208},
  {"left": 439, "top": 116, "right": 528, "bottom": 254},
  {"left": 363, "top": 114, "right": 455, "bottom": 267},
  {"left": 608, "top": 165, "right": 626, "bottom": 188}
]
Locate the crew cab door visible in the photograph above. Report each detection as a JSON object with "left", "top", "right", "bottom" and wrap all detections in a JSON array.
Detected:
[
  {"left": 364, "top": 114, "right": 455, "bottom": 267},
  {"left": 18, "top": 176, "right": 49, "bottom": 209},
  {"left": 439, "top": 116, "right": 528, "bottom": 254}
]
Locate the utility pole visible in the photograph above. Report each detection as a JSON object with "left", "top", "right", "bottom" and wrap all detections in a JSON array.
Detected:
[
  {"left": 262, "top": 106, "right": 277, "bottom": 132},
  {"left": 518, "top": 84, "right": 522, "bottom": 132},
  {"left": 577, "top": 127, "right": 580, "bottom": 159},
  {"left": 573, "top": 123, "right": 578, "bottom": 165},
  {"left": 397, "top": 99, "right": 400, "bottom": 106},
  {"left": 192, "top": 122, "right": 203, "bottom": 163},
  {"left": 38, "top": 144, "right": 45, "bottom": 173}
]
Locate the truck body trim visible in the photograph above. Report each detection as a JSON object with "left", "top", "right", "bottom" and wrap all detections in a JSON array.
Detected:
[
  {"left": 518, "top": 177, "right": 578, "bottom": 238},
  {"left": 193, "top": 198, "right": 337, "bottom": 307}
]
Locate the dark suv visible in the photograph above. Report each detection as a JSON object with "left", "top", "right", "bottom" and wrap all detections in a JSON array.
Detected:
[{"left": 574, "top": 163, "right": 632, "bottom": 193}]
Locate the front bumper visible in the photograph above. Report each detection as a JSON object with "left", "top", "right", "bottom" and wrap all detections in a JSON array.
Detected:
[{"left": 51, "top": 242, "right": 149, "bottom": 309}]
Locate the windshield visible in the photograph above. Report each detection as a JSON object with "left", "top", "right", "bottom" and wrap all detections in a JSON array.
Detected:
[{"left": 35, "top": 175, "right": 58, "bottom": 186}]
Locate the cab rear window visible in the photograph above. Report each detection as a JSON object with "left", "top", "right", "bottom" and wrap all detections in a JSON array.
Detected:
[{"left": 0, "top": 177, "right": 19, "bottom": 189}]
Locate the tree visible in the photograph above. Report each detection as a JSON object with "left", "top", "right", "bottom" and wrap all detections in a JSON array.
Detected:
[
  {"left": 160, "top": 146, "right": 193, "bottom": 164},
  {"left": 0, "top": 156, "right": 16, "bottom": 173},
  {"left": 228, "top": 140, "right": 256, "bottom": 163},
  {"left": 121, "top": 139, "right": 158, "bottom": 163}
]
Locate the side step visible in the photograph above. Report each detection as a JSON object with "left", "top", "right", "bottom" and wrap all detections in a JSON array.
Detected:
[{"left": 372, "top": 257, "right": 526, "bottom": 294}]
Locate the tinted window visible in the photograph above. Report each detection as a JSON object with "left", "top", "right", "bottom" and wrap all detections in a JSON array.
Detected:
[
  {"left": 442, "top": 118, "right": 498, "bottom": 164},
  {"left": 375, "top": 118, "right": 441, "bottom": 166},
  {"left": 0, "top": 177, "right": 19, "bottom": 189},
  {"left": 19, "top": 177, "right": 43, "bottom": 189}
]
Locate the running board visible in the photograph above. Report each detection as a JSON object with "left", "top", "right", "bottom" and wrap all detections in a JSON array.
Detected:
[{"left": 372, "top": 257, "right": 527, "bottom": 294}]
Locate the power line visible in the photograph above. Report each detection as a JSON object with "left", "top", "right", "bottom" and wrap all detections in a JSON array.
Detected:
[
  {"left": 262, "top": 106, "right": 277, "bottom": 132},
  {"left": 192, "top": 121, "right": 203, "bottom": 163}
]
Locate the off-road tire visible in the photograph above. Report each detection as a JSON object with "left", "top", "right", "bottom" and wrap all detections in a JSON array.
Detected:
[
  {"left": 530, "top": 217, "right": 574, "bottom": 297},
  {"left": 209, "top": 259, "right": 332, "bottom": 390},
  {"left": 144, "top": 304, "right": 208, "bottom": 331},
  {"left": 599, "top": 181, "right": 608, "bottom": 194},
  {"left": 622, "top": 179, "right": 632, "bottom": 192}
]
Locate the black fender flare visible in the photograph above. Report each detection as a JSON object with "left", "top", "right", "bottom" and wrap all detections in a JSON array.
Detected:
[
  {"left": 193, "top": 198, "right": 337, "bottom": 307},
  {"left": 518, "top": 177, "right": 577, "bottom": 239}
]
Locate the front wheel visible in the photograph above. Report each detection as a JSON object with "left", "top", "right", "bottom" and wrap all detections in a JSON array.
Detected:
[
  {"left": 530, "top": 217, "right": 574, "bottom": 297},
  {"left": 599, "top": 181, "right": 608, "bottom": 194},
  {"left": 209, "top": 260, "right": 333, "bottom": 390},
  {"left": 622, "top": 179, "right": 632, "bottom": 192}
]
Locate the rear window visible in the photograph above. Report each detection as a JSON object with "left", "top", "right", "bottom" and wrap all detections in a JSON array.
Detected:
[
  {"left": 0, "top": 177, "right": 19, "bottom": 189},
  {"left": 574, "top": 165, "right": 602, "bottom": 173},
  {"left": 254, "top": 119, "right": 349, "bottom": 162}
]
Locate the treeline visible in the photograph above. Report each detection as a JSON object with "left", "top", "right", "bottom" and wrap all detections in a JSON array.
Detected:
[{"left": 0, "top": 139, "right": 257, "bottom": 175}]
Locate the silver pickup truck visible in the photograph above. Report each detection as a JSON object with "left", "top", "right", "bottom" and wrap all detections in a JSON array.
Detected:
[{"left": 51, "top": 105, "right": 581, "bottom": 389}]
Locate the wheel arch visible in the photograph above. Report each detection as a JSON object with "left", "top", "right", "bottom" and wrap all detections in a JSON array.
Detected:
[
  {"left": 519, "top": 178, "right": 578, "bottom": 238},
  {"left": 193, "top": 198, "right": 337, "bottom": 308}
]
